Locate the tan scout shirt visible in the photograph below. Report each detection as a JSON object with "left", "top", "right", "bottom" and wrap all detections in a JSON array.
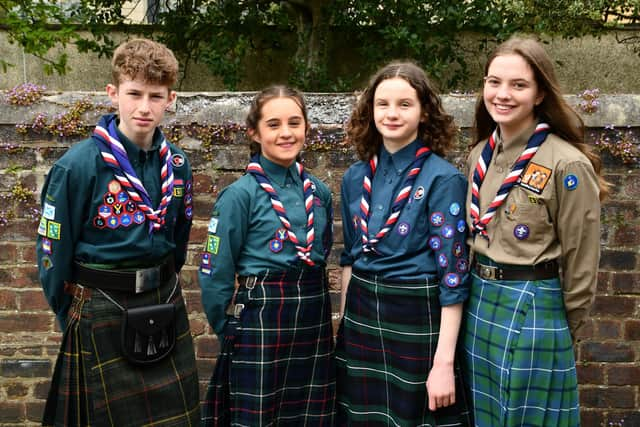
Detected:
[{"left": 465, "top": 123, "right": 601, "bottom": 335}]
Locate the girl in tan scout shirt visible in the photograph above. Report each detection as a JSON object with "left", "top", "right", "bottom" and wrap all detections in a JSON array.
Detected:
[{"left": 462, "top": 36, "right": 609, "bottom": 426}]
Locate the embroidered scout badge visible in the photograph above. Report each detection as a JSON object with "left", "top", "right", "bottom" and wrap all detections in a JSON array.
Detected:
[
  {"left": 108, "top": 180, "right": 121, "bottom": 194},
  {"left": 206, "top": 235, "right": 220, "bottom": 254},
  {"left": 457, "top": 219, "right": 466, "bottom": 233},
  {"left": 41, "top": 256, "right": 53, "bottom": 270},
  {"left": 38, "top": 217, "right": 48, "bottom": 236},
  {"left": 456, "top": 258, "right": 469, "bottom": 273},
  {"left": 93, "top": 216, "right": 106, "bottom": 228},
  {"left": 200, "top": 253, "right": 213, "bottom": 276},
  {"left": 428, "top": 236, "right": 442, "bottom": 251},
  {"left": 449, "top": 202, "right": 461, "bottom": 216},
  {"left": 396, "top": 222, "right": 410, "bottom": 236},
  {"left": 445, "top": 273, "right": 461, "bottom": 287},
  {"left": 430, "top": 212, "right": 444, "bottom": 227},
  {"left": 564, "top": 174, "right": 578, "bottom": 190},
  {"left": 413, "top": 186, "right": 425, "bottom": 200},
  {"left": 107, "top": 216, "right": 119, "bottom": 229},
  {"left": 276, "top": 228, "right": 289, "bottom": 241},
  {"left": 171, "top": 153, "right": 185, "bottom": 168},
  {"left": 518, "top": 162, "right": 552, "bottom": 195},
  {"left": 438, "top": 253, "right": 449, "bottom": 268},
  {"left": 208, "top": 217, "right": 219, "bottom": 234},
  {"left": 42, "top": 238, "right": 52, "bottom": 255},
  {"left": 120, "top": 214, "right": 132, "bottom": 227},
  {"left": 47, "top": 221, "right": 61, "bottom": 240},
  {"left": 133, "top": 211, "right": 145, "bottom": 224},
  {"left": 43, "top": 203, "right": 56, "bottom": 220},
  {"left": 441, "top": 225, "right": 454, "bottom": 239},
  {"left": 514, "top": 224, "right": 530, "bottom": 240},
  {"left": 270, "top": 239, "right": 284, "bottom": 253},
  {"left": 452, "top": 242, "right": 463, "bottom": 257}
]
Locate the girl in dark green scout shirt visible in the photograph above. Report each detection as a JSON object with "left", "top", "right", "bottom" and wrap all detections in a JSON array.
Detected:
[
  {"left": 36, "top": 39, "right": 199, "bottom": 426},
  {"left": 462, "top": 36, "right": 608, "bottom": 427},
  {"left": 199, "top": 86, "right": 335, "bottom": 426},
  {"left": 336, "top": 62, "right": 472, "bottom": 426}
]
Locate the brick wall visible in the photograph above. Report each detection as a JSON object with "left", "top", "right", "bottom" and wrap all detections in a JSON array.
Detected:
[{"left": 0, "top": 92, "right": 638, "bottom": 426}]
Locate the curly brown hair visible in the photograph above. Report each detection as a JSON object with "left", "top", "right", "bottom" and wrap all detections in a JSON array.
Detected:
[
  {"left": 346, "top": 61, "right": 457, "bottom": 160},
  {"left": 473, "top": 35, "right": 609, "bottom": 200},
  {"left": 245, "top": 85, "right": 309, "bottom": 157},
  {"left": 111, "top": 38, "right": 179, "bottom": 88}
]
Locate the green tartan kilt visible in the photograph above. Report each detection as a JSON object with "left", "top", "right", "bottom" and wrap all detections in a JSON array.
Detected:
[
  {"left": 335, "top": 271, "right": 472, "bottom": 427},
  {"left": 462, "top": 272, "right": 579, "bottom": 427},
  {"left": 43, "top": 278, "right": 200, "bottom": 427}
]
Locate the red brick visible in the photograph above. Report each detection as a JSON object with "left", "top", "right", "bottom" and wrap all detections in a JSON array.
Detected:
[
  {"left": 195, "top": 335, "right": 220, "bottom": 358},
  {"left": 0, "top": 243, "right": 18, "bottom": 263},
  {"left": 26, "top": 401, "right": 45, "bottom": 422},
  {"left": 594, "top": 319, "right": 622, "bottom": 339},
  {"left": 18, "top": 290, "right": 49, "bottom": 311},
  {"left": 625, "top": 319, "right": 640, "bottom": 340},
  {"left": 0, "top": 289, "right": 19, "bottom": 310},
  {"left": 4, "top": 381, "right": 28, "bottom": 398},
  {"left": 33, "top": 381, "right": 51, "bottom": 400},
  {"left": 599, "top": 250, "right": 637, "bottom": 271},
  {"left": 596, "top": 271, "right": 611, "bottom": 293},
  {"left": 193, "top": 173, "right": 213, "bottom": 194},
  {"left": 188, "top": 318, "right": 207, "bottom": 336},
  {"left": 193, "top": 198, "right": 213, "bottom": 220},
  {"left": 0, "top": 313, "right": 53, "bottom": 333},
  {"left": 579, "top": 409, "right": 604, "bottom": 427},
  {"left": 196, "top": 358, "right": 214, "bottom": 380},
  {"left": 0, "top": 401, "right": 24, "bottom": 422},
  {"left": 0, "top": 220, "right": 38, "bottom": 242},
  {"left": 613, "top": 224, "right": 640, "bottom": 246},
  {"left": 580, "top": 386, "right": 635, "bottom": 408},
  {"left": 589, "top": 295, "right": 637, "bottom": 317},
  {"left": 612, "top": 272, "right": 640, "bottom": 294},
  {"left": 580, "top": 342, "right": 635, "bottom": 362},
  {"left": 183, "top": 290, "right": 203, "bottom": 314},
  {"left": 576, "top": 363, "right": 604, "bottom": 384},
  {"left": 605, "top": 411, "right": 640, "bottom": 427},
  {"left": 624, "top": 173, "right": 640, "bottom": 199},
  {"left": 179, "top": 268, "right": 199, "bottom": 291},
  {"left": 188, "top": 224, "right": 208, "bottom": 245},
  {"left": 21, "top": 244, "right": 36, "bottom": 263},
  {"left": 607, "top": 365, "right": 640, "bottom": 385}
]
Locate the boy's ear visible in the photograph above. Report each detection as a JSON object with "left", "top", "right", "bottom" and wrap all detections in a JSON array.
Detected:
[
  {"left": 167, "top": 90, "right": 177, "bottom": 110},
  {"left": 106, "top": 84, "right": 118, "bottom": 105}
]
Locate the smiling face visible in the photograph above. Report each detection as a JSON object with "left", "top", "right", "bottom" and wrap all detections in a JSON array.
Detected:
[
  {"left": 372, "top": 77, "right": 423, "bottom": 153},
  {"left": 107, "top": 77, "right": 175, "bottom": 149},
  {"left": 483, "top": 54, "right": 544, "bottom": 142},
  {"left": 249, "top": 97, "right": 307, "bottom": 167}
]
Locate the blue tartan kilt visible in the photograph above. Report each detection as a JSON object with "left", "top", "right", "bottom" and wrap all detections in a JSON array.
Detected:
[
  {"left": 42, "top": 277, "right": 200, "bottom": 427},
  {"left": 462, "top": 271, "right": 580, "bottom": 427},
  {"left": 335, "top": 271, "right": 473, "bottom": 427},
  {"left": 202, "top": 268, "right": 336, "bottom": 427}
]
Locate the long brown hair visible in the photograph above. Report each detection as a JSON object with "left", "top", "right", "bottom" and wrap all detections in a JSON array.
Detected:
[
  {"left": 473, "top": 36, "right": 609, "bottom": 200},
  {"left": 245, "top": 85, "right": 309, "bottom": 157},
  {"left": 346, "top": 61, "right": 456, "bottom": 160}
]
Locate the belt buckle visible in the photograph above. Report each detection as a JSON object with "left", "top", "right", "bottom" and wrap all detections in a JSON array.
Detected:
[
  {"left": 244, "top": 276, "right": 257, "bottom": 290},
  {"left": 479, "top": 264, "right": 497, "bottom": 280},
  {"left": 233, "top": 303, "right": 245, "bottom": 318},
  {"left": 135, "top": 265, "right": 161, "bottom": 293}
]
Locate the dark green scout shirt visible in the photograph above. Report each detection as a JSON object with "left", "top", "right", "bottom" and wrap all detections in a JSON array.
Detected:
[
  {"left": 36, "top": 119, "right": 193, "bottom": 329},
  {"left": 198, "top": 156, "right": 333, "bottom": 336},
  {"left": 340, "top": 139, "right": 470, "bottom": 307}
]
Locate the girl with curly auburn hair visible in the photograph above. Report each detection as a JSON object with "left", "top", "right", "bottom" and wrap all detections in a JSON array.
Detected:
[
  {"left": 462, "top": 35, "right": 605, "bottom": 426},
  {"left": 336, "top": 61, "right": 472, "bottom": 426}
]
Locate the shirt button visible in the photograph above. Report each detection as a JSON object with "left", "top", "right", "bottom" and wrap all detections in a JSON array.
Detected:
[
  {"left": 497, "top": 167, "right": 504, "bottom": 173},
  {"left": 295, "top": 201, "right": 301, "bottom": 206},
  {"left": 286, "top": 184, "right": 291, "bottom": 188},
  {"left": 363, "top": 256, "right": 369, "bottom": 262},
  {"left": 377, "top": 205, "right": 383, "bottom": 210},
  {"left": 387, "top": 178, "right": 393, "bottom": 184}
]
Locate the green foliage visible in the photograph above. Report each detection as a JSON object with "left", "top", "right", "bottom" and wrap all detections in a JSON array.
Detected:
[{"left": 3, "top": 1, "right": 640, "bottom": 90}]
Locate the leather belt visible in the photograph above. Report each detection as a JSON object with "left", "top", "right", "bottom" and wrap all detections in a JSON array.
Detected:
[
  {"left": 225, "top": 276, "right": 259, "bottom": 318},
  {"left": 72, "top": 256, "right": 175, "bottom": 294},
  {"left": 473, "top": 259, "right": 558, "bottom": 281}
]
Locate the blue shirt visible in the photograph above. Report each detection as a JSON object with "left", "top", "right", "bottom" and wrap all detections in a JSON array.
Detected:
[
  {"left": 340, "top": 139, "right": 470, "bottom": 306},
  {"left": 198, "top": 156, "right": 333, "bottom": 335}
]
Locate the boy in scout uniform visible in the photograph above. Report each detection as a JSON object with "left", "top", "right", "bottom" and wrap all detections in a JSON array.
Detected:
[
  {"left": 462, "top": 36, "right": 607, "bottom": 426},
  {"left": 37, "top": 38, "right": 199, "bottom": 426}
]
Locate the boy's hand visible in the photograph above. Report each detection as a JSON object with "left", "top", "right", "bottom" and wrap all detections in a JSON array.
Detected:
[{"left": 425, "top": 361, "right": 456, "bottom": 411}]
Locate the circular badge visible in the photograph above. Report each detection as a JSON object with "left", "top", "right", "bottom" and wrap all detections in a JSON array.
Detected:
[
  {"left": 185, "top": 206, "right": 193, "bottom": 220},
  {"left": 449, "top": 202, "right": 461, "bottom": 216},
  {"left": 428, "top": 236, "right": 442, "bottom": 251},
  {"left": 106, "top": 216, "right": 119, "bottom": 229},
  {"left": 414, "top": 186, "right": 425, "bottom": 200},
  {"left": 98, "top": 204, "right": 112, "bottom": 218},
  {"left": 438, "top": 253, "right": 449, "bottom": 268},
  {"left": 171, "top": 153, "right": 185, "bottom": 168},
  {"left": 184, "top": 194, "right": 193, "bottom": 206},
  {"left": 133, "top": 211, "right": 146, "bottom": 224},
  {"left": 104, "top": 193, "right": 116, "bottom": 205},
  {"left": 93, "top": 216, "right": 106, "bottom": 229},
  {"left": 396, "top": 222, "right": 411, "bottom": 236},
  {"left": 276, "top": 228, "right": 289, "bottom": 241},
  {"left": 441, "top": 224, "right": 455, "bottom": 239},
  {"left": 445, "top": 273, "right": 461, "bottom": 288},
  {"left": 564, "top": 174, "right": 578, "bottom": 191},
  {"left": 452, "top": 242, "right": 463, "bottom": 258},
  {"left": 456, "top": 219, "right": 466, "bottom": 233},
  {"left": 456, "top": 258, "right": 469, "bottom": 273},
  {"left": 185, "top": 180, "right": 193, "bottom": 192},
  {"left": 125, "top": 201, "right": 136, "bottom": 213},
  {"left": 430, "top": 212, "right": 445, "bottom": 227},
  {"left": 514, "top": 224, "right": 530, "bottom": 240},
  {"left": 108, "top": 180, "right": 121, "bottom": 194},
  {"left": 117, "top": 191, "right": 129, "bottom": 203},
  {"left": 269, "top": 238, "right": 283, "bottom": 253},
  {"left": 120, "top": 214, "right": 132, "bottom": 227}
]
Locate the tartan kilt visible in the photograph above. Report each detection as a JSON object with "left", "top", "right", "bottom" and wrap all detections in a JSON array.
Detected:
[
  {"left": 201, "top": 268, "right": 336, "bottom": 426},
  {"left": 335, "top": 271, "right": 472, "bottom": 427},
  {"left": 43, "top": 277, "right": 200, "bottom": 427},
  {"left": 462, "top": 272, "right": 579, "bottom": 427}
]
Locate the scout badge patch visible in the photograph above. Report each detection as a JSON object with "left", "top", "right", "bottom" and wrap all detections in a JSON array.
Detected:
[{"left": 518, "top": 162, "right": 552, "bottom": 194}]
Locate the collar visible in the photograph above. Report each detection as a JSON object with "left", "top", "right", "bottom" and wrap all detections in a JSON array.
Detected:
[
  {"left": 496, "top": 121, "right": 539, "bottom": 160},
  {"left": 379, "top": 138, "right": 423, "bottom": 174},
  {"left": 259, "top": 156, "right": 298, "bottom": 187},
  {"left": 114, "top": 120, "right": 162, "bottom": 166}
]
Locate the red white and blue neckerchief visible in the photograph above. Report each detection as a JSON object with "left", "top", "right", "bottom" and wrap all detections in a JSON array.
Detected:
[
  {"left": 246, "top": 155, "right": 316, "bottom": 266},
  {"left": 93, "top": 114, "right": 174, "bottom": 233},
  {"left": 360, "top": 145, "right": 432, "bottom": 253},
  {"left": 470, "top": 123, "right": 550, "bottom": 239}
]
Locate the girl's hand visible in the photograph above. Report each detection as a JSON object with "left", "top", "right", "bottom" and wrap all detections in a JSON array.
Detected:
[{"left": 425, "top": 361, "right": 456, "bottom": 411}]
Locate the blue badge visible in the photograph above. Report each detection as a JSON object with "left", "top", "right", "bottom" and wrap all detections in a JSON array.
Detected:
[
  {"left": 445, "top": 273, "right": 461, "bottom": 288},
  {"left": 428, "top": 236, "right": 442, "bottom": 251},
  {"left": 438, "top": 253, "right": 449, "bottom": 268},
  {"left": 43, "top": 202, "right": 56, "bottom": 220},
  {"left": 201, "top": 253, "right": 211, "bottom": 266},
  {"left": 430, "top": 212, "right": 445, "bottom": 227},
  {"left": 449, "top": 202, "right": 461, "bottom": 216},
  {"left": 93, "top": 216, "right": 106, "bottom": 229},
  {"left": 456, "top": 258, "right": 469, "bottom": 273},
  {"left": 42, "top": 238, "right": 52, "bottom": 255},
  {"left": 269, "top": 238, "right": 283, "bottom": 253},
  {"left": 184, "top": 194, "right": 193, "bottom": 206},
  {"left": 441, "top": 225, "right": 454, "bottom": 239},
  {"left": 185, "top": 206, "right": 193, "bottom": 220},
  {"left": 453, "top": 242, "right": 463, "bottom": 258},
  {"left": 514, "top": 224, "right": 530, "bottom": 240},
  {"left": 186, "top": 180, "right": 193, "bottom": 192},
  {"left": 133, "top": 211, "right": 145, "bottom": 224},
  {"left": 276, "top": 228, "right": 289, "bottom": 241},
  {"left": 120, "top": 214, "right": 132, "bottom": 227},
  {"left": 107, "top": 216, "right": 119, "bottom": 229},
  {"left": 397, "top": 222, "right": 410, "bottom": 236},
  {"left": 199, "top": 267, "right": 213, "bottom": 276},
  {"left": 98, "top": 205, "right": 111, "bottom": 218},
  {"left": 208, "top": 217, "right": 219, "bottom": 234},
  {"left": 564, "top": 174, "right": 578, "bottom": 191},
  {"left": 117, "top": 191, "right": 128, "bottom": 203},
  {"left": 457, "top": 219, "right": 466, "bottom": 233}
]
